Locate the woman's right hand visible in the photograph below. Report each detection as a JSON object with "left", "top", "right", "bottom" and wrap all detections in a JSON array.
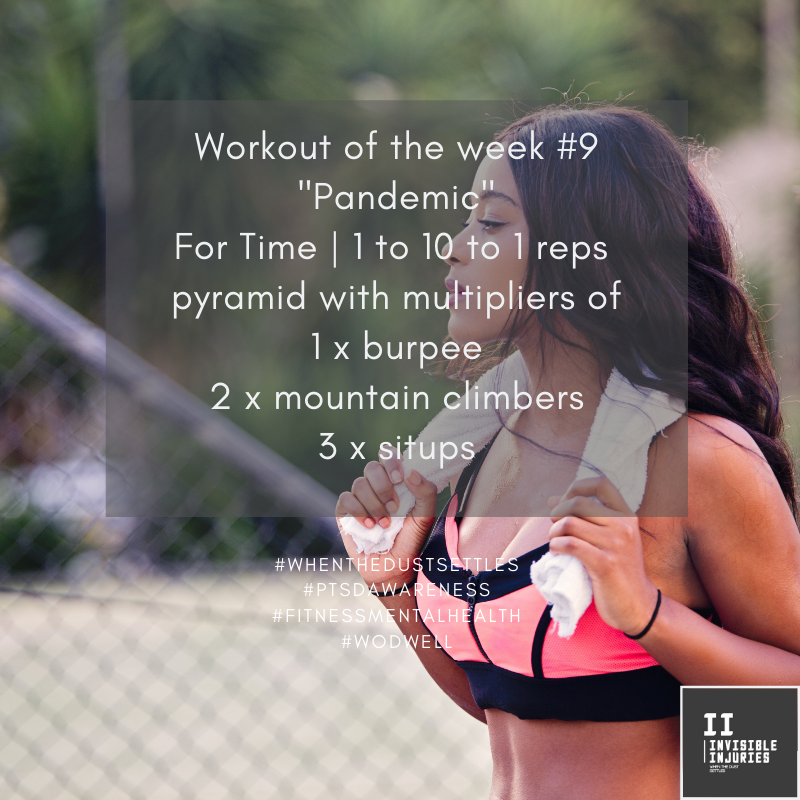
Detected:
[{"left": 335, "top": 452, "right": 438, "bottom": 588}]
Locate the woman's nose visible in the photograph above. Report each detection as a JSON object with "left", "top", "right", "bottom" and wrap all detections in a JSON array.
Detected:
[{"left": 444, "top": 226, "right": 471, "bottom": 267}]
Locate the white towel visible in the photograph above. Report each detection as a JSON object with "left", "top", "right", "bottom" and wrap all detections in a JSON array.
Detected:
[
  {"left": 340, "top": 352, "right": 528, "bottom": 553},
  {"left": 529, "top": 551, "right": 593, "bottom": 638},
  {"left": 573, "top": 366, "right": 686, "bottom": 512},
  {"left": 341, "top": 354, "right": 685, "bottom": 637}
]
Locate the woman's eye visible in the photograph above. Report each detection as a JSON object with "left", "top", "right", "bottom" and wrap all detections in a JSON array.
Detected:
[
  {"left": 477, "top": 218, "right": 506, "bottom": 230},
  {"left": 460, "top": 218, "right": 471, "bottom": 229}
]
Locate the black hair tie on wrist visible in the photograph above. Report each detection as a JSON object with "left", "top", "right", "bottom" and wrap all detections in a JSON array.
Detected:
[
  {"left": 369, "top": 576, "right": 417, "bottom": 597},
  {"left": 624, "top": 589, "right": 662, "bottom": 640}
]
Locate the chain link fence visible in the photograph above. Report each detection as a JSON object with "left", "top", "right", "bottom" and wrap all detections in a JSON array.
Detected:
[{"left": 0, "top": 260, "right": 491, "bottom": 799}]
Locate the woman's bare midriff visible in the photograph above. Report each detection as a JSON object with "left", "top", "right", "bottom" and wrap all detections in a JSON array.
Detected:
[{"left": 485, "top": 712, "right": 679, "bottom": 800}]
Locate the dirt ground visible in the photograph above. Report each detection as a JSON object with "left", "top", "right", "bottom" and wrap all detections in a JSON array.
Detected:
[{"left": 0, "top": 571, "right": 491, "bottom": 799}]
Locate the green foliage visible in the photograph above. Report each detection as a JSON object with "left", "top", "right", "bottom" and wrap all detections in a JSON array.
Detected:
[
  {"left": 0, "top": 311, "right": 91, "bottom": 394},
  {"left": 126, "top": 0, "right": 297, "bottom": 99},
  {"left": 0, "top": 506, "right": 82, "bottom": 573},
  {"left": 150, "top": 517, "right": 258, "bottom": 563},
  {"left": 635, "top": 0, "right": 764, "bottom": 142},
  {"left": 0, "top": 0, "right": 102, "bottom": 313},
  {"left": 142, "top": 516, "right": 340, "bottom": 563},
  {"left": 0, "top": 0, "right": 768, "bottom": 311},
  {"left": 268, "top": 0, "right": 486, "bottom": 99},
  {"left": 477, "top": 0, "right": 646, "bottom": 101}
]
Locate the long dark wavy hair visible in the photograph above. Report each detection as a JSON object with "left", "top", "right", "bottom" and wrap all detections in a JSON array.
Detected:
[{"left": 473, "top": 104, "right": 797, "bottom": 517}]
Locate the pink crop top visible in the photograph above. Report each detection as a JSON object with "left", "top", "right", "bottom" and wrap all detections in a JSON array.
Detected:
[{"left": 415, "top": 436, "right": 718, "bottom": 722}]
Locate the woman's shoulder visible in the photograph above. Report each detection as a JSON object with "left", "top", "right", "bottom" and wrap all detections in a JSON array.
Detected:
[
  {"left": 677, "top": 416, "right": 800, "bottom": 628},
  {"left": 656, "top": 412, "right": 768, "bottom": 471},
  {"left": 686, "top": 412, "right": 762, "bottom": 451},
  {"left": 682, "top": 412, "right": 792, "bottom": 530},
  {"left": 685, "top": 413, "right": 770, "bottom": 480},
  {"left": 648, "top": 412, "right": 783, "bottom": 522}
]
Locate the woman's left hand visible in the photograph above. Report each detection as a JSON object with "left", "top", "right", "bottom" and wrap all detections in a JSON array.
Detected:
[{"left": 548, "top": 477, "right": 659, "bottom": 637}]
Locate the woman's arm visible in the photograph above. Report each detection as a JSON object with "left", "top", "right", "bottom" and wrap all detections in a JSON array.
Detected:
[
  {"left": 629, "top": 592, "right": 800, "bottom": 685},
  {"left": 650, "top": 415, "right": 800, "bottom": 683},
  {"left": 337, "top": 459, "right": 486, "bottom": 722},
  {"left": 547, "top": 415, "right": 800, "bottom": 685}
]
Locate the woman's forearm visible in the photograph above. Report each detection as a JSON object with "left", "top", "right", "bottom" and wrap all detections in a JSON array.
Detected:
[
  {"left": 378, "top": 592, "right": 487, "bottom": 723},
  {"left": 641, "top": 595, "right": 800, "bottom": 686}
]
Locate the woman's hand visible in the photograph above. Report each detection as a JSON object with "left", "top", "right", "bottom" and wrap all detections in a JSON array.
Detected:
[
  {"left": 336, "top": 452, "right": 438, "bottom": 589},
  {"left": 548, "top": 476, "right": 659, "bottom": 637}
]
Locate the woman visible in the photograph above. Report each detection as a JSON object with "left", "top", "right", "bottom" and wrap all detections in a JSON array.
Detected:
[{"left": 335, "top": 105, "right": 800, "bottom": 799}]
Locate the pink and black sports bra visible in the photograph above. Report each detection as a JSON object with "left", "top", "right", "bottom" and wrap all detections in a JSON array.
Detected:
[{"left": 415, "top": 435, "right": 719, "bottom": 722}]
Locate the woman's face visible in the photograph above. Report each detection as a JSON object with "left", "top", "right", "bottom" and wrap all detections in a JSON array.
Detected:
[{"left": 444, "top": 155, "right": 529, "bottom": 345}]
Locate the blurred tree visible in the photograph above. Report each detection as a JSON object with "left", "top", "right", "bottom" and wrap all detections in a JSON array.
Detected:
[
  {"left": 0, "top": 0, "right": 102, "bottom": 315},
  {"left": 126, "top": 0, "right": 296, "bottom": 99},
  {"left": 0, "top": 0, "right": 298, "bottom": 317},
  {"left": 635, "top": 0, "right": 764, "bottom": 143},
  {"left": 477, "top": 0, "right": 650, "bottom": 107},
  {"left": 268, "top": 0, "right": 766, "bottom": 142},
  {"left": 267, "top": 0, "right": 485, "bottom": 100},
  {"left": 0, "top": 0, "right": 772, "bottom": 310}
]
